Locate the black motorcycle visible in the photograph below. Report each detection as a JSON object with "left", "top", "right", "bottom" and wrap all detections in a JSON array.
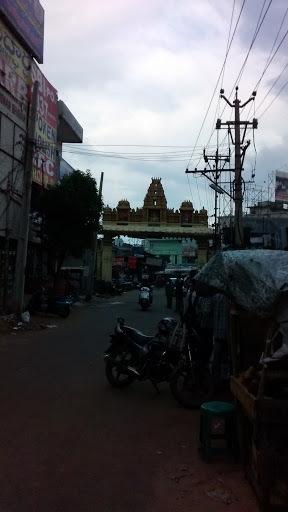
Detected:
[
  {"left": 25, "top": 287, "right": 71, "bottom": 318},
  {"left": 169, "top": 324, "right": 214, "bottom": 408},
  {"left": 104, "top": 317, "right": 180, "bottom": 390}
]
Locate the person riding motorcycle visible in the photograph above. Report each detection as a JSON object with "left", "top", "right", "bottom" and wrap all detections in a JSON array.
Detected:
[{"left": 141, "top": 279, "right": 153, "bottom": 303}]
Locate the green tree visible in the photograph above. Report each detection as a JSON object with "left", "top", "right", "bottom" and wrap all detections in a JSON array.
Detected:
[{"left": 39, "top": 170, "right": 102, "bottom": 271}]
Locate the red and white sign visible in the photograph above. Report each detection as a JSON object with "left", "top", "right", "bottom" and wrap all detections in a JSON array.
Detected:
[
  {"left": 128, "top": 257, "right": 137, "bottom": 269},
  {"left": 114, "top": 257, "right": 124, "bottom": 267},
  {"left": 31, "top": 61, "right": 58, "bottom": 187}
]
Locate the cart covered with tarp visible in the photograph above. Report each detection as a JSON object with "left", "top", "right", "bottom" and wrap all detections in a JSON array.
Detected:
[
  {"left": 193, "top": 249, "right": 288, "bottom": 319},
  {"left": 193, "top": 250, "right": 288, "bottom": 510}
]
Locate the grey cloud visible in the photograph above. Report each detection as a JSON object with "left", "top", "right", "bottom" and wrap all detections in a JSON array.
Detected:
[{"left": 237, "top": 0, "right": 288, "bottom": 56}]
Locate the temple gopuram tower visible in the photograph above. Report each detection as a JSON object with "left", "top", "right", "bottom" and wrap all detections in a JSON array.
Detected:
[
  {"left": 143, "top": 178, "right": 167, "bottom": 223},
  {"left": 101, "top": 178, "right": 212, "bottom": 280}
]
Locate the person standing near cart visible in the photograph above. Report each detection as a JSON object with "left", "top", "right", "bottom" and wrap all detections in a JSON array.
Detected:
[
  {"left": 165, "top": 279, "right": 174, "bottom": 309},
  {"left": 175, "top": 274, "right": 184, "bottom": 316}
]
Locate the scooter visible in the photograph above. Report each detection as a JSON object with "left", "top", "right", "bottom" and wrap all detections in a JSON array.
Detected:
[
  {"left": 25, "top": 287, "right": 71, "bottom": 318},
  {"left": 138, "top": 286, "right": 152, "bottom": 310}
]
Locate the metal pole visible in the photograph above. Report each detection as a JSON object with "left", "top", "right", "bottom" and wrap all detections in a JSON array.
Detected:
[{"left": 12, "top": 81, "right": 39, "bottom": 314}]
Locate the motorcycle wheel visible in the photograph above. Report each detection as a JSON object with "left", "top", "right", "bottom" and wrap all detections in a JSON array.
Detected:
[
  {"left": 170, "top": 363, "right": 213, "bottom": 409},
  {"left": 105, "top": 348, "right": 136, "bottom": 388},
  {"left": 58, "top": 306, "right": 70, "bottom": 318}
]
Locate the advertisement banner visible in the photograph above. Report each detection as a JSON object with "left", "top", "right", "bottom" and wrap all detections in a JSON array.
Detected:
[
  {"left": 31, "top": 61, "right": 57, "bottom": 187},
  {"left": 114, "top": 257, "right": 124, "bottom": 267},
  {"left": 128, "top": 257, "right": 137, "bottom": 269},
  {"left": 0, "top": 0, "right": 44, "bottom": 64},
  {"left": 145, "top": 257, "right": 162, "bottom": 267},
  {"left": 0, "top": 87, "right": 28, "bottom": 129},
  {"left": 0, "top": 19, "right": 31, "bottom": 127},
  {"left": 275, "top": 171, "right": 288, "bottom": 202}
]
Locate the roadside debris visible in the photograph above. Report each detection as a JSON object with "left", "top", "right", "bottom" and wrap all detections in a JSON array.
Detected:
[
  {"left": 21, "top": 311, "right": 30, "bottom": 323},
  {"left": 204, "top": 485, "right": 237, "bottom": 504},
  {"left": 0, "top": 312, "right": 58, "bottom": 336}
]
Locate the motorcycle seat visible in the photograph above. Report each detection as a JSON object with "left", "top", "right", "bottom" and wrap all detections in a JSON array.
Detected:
[{"left": 123, "top": 326, "right": 155, "bottom": 346}]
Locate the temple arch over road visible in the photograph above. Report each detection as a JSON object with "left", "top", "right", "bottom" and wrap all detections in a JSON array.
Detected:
[{"left": 101, "top": 178, "right": 213, "bottom": 281}]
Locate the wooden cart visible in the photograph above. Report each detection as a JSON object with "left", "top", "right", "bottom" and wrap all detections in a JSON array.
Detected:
[{"left": 229, "top": 308, "right": 288, "bottom": 511}]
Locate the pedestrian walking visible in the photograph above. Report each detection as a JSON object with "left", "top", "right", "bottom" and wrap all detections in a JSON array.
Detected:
[
  {"left": 175, "top": 274, "right": 184, "bottom": 316},
  {"left": 165, "top": 279, "right": 174, "bottom": 309}
]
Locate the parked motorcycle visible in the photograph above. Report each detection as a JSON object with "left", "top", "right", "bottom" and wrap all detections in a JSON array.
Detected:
[
  {"left": 25, "top": 287, "right": 71, "bottom": 318},
  {"left": 169, "top": 325, "right": 213, "bottom": 408},
  {"left": 104, "top": 317, "right": 180, "bottom": 390},
  {"left": 138, "top": 286, "right": 152, "bottom": 310},
  {"left": 112, "top": 280, "right": 123, "bottom": 295}
]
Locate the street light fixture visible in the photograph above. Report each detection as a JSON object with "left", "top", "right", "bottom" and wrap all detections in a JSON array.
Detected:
[{"left": 209, "top": 183, "right": 224, "bottom": 194}]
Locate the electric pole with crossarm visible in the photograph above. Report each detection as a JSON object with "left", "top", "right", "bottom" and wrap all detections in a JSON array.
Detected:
[{"left": 216, "top": 86, "right": 258, "bottom": 248}]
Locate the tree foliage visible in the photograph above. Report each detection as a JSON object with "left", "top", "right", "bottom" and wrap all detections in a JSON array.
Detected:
[{"left": 38, "top": 170, "right": 102, "bottom": 268}]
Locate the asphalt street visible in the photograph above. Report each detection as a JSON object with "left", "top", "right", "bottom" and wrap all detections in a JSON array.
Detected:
[{"left": 0, "top": 288, "right": 257, "bottom": 512}]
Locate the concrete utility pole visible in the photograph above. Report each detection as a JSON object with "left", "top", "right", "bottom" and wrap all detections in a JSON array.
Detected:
[
  {"left": 12, "top": 81, "right": 39, "bottom": 314},
  {"left": 216, "top": 87, "right": 258, "bottom": 248},
  {"left": 86, "top": 171, "right": 104, "bottom": 300},
  {"left": 203, "top": 148, "right": 230, "bottom": 248},
  {"left": 186, "top": 149, "right": 231, "bottom": 249},
  {"left": 3, "top": 175, "right": 11, "bottom": 309}
]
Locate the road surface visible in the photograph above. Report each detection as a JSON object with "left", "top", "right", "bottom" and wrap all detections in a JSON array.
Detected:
[{"left": 0, "top": 288, "right": 257, "bottom": 511}]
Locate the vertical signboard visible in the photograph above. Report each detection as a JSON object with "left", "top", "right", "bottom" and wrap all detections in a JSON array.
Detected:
[
  {"left": 0, "top": 19, "right": 31, "bottom": 128},
  {"left": 275, "top": 170, "right": 288, "bottom": 202},
  {"left": 31, "top": 61, "right": 57, "bottom": 187},
  {"left": 0, "top": 0, "right": 44, "bottom": 64}
]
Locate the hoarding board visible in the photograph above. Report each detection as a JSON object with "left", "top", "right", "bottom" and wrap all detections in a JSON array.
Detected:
[
  {"left": 31, "top": 61, "right": 57, "bottom": 187},
  {"left": 114, "top": 257, "right": 124, "bottom": 266},
  {"left": 128, "top": 257, "right": 137, "bottom": 269},
  {"left": 145, "top": 257, "right": 162, "bottom": 267},
  {"left": 0, "top": 19, "right": 31, "bottom": 127},
  {"left": 275, "top": 170, "right": 288, "bottom": 202},
  {"left": 0, "top": 0, "right": 44, "bottom": 64}
]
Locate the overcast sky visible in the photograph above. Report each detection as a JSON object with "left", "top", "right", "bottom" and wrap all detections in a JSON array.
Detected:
[{"left": 40, "top": 0, "right": 288, "bottom": 223}]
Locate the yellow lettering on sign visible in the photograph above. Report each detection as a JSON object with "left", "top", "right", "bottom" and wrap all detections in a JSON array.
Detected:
[{"left": 0, "top": 20, "right": 31, "bottom": 87}]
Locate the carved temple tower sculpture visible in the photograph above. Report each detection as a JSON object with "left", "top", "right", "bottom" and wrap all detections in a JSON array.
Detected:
[{"left": 100, "top": 178, "right": 212, "bottom": 280}]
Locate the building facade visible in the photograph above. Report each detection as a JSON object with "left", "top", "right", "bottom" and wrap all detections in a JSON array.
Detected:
[{"left": 0, "top": 1, "right": 83, "bottom": 308}]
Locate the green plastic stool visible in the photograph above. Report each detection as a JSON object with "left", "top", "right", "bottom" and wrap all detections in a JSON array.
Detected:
[{"left": 198, "top": 401, "right": 237, "bottom": 462}]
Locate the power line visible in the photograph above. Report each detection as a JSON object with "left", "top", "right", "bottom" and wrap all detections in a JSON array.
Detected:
[
  {"left": 258, "top": 76, "right": 288, "bottom": 119},
  {"left": 186, "top": 173, "right": 194, "bottom": 205},
  {"left": 254, "top": 6, "right": 288, "bottom": 91},
  {"left": 63, "top": 144, "right": 219, "bottom": 148},
  {"left": 254, "top": 61, "right": 288, "bottom": 116},
  {"left": 62, "top": 151, "right": 205, "bottom": 162},
  {"left": 186, "top": 0, "right": 246, "bottom": 169},
  {"left": 205, "top": 0, "right": 236, "bottom": 154},
  {"left": 220, "top": 0, "right": 272, "bottom": 118},
  {"left": 237, "top": 0, "right": 272, "bottom": 86}
]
